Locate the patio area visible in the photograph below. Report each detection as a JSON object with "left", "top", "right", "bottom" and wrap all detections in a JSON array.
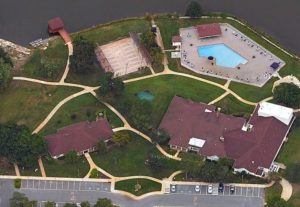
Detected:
[{"left": 179, "top": 23, "right": 285, "bottom": 87}]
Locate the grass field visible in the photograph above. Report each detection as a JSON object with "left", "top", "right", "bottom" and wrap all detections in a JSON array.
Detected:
[
  {"left": 42, "top": 156, "right": 90, "bottom": 178},
  {"left": 0, "top": 81, "right": 80, "bottom": 130},
  {"left": 115, "top": 178, "right": 162, "bottom": 196},
  {"left": 122, "top": 75, "right": 225, "bottom": 127},
  {"left": 22, "top": 38, "right": 68, "bottom": 81},
  {"left": 277, "top": 127, "right": 300, "bottom": 166},
  {"left": 90, "top": 131, "right": 180, "bottom": 179},
  {"left": 215, "top": 94, "right": 255, "bottom": 116},
  {"left": 265, "top": 182, "right": 282, "bottom": 202},
  {"left": 40, "top": 94, "right": 123, "bottom": 136},
  {"left": 20, "top": 162, "right": 41, "bottom": 177}
]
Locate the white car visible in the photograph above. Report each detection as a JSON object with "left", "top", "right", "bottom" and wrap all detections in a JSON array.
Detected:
[
  {"left": 195, "top": 185, "right": 200, "bottom": 192},
  {"left": 170, "top": 184, "right": 177, "bottom": 193},
  {"left": 207, "top": 184, "right": 213, "bottom": 194}
]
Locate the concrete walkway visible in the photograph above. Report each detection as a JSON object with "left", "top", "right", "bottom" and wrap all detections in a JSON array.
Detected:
[
  {"left": 59, "top": 42, "right": 73, "bottom": 83},
  {"left": 84, "top": 153, "right": 114, "bottom": 179},
  {"left": 14, "top": 163, "right": 20, "bottom": 177},
  {"left": 208, "top": 91, "right": 230, "bottom": 105},
  {"left": 280, "top": 178, "right": 293, "bottom": 201},
  {"left": 38, "top": 158, "right": 46, "bottom": 177}
]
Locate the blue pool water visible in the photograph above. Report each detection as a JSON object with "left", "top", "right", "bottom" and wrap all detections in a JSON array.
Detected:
[
  {"left": 198, "top": 44, "right": 248, "bottom": 68},
  {"left": 136, "top": 91, "right": 155, "bottom": 101}
]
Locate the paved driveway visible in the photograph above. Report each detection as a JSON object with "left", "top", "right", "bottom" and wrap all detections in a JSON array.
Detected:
[
  {"left": 171, "top": 184, "right": 264, "bottom": 198},
  {"left": 0, "top": 178, "right": 264, "bottom": 207}
]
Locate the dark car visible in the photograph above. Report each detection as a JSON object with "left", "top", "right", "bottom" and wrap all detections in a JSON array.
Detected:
[
  {"left": 230, "top": 185, "right": 235, "bottom": 194},
  {"left": 218, "top": 183, "right": 224, "bottom": 193}
]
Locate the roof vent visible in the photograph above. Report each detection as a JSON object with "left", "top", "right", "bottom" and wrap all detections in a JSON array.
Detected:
[
  {"left": 242, "top": 123, "right": 253, "bottom": 132},
  {"left": 219, "top": 136, "right": 225, "bottom": 142}
]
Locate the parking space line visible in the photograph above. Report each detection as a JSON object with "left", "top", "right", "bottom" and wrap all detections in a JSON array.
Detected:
[{"left": 68, "top": 181, "right": 70, "bottom": 190}]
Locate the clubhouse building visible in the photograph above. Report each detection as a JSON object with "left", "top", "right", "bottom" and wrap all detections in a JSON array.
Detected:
[
  {"left": 45, "top": 119, "right": 113, "bottom": 159},
  {"left": 160, "top": 96, "right": 294, "bottom": 177}
]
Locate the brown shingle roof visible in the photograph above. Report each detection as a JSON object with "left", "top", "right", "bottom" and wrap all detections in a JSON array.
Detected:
[
  {"left": 45, "top": 119, "right": 113, "bottom": 157},
  {"left": 159, "top": 96, "right": 245, "bottom": 157},
  {"left": 224, "top": 106, "right": 293, "bottom": 174},
  {"left": 160, "top": 96, "right": 293, "bottom": 176},
  {"left": 196, "top": 23, "right": 222, "bottom": 38}
]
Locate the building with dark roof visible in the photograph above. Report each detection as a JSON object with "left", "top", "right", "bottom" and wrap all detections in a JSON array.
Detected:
[
  {"left": 196, "top": 23, "right": 222, "bottom": 39},
  {"left": 159, "top": 96, "right": 294, "bottom": 177},
  {"left": 45, "top": 119, "right": 113, "bottom": 159}
]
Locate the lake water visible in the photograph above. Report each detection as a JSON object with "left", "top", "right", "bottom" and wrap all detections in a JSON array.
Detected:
[{"left": 0, "top": 0, "right": 299, "bottom": 54}]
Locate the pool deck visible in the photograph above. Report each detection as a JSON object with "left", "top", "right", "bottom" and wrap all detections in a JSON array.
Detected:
[{"left": 180, "top": 23, "right": 285, "bottom": 87}]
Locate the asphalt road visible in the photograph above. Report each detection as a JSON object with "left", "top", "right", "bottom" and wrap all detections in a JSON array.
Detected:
[
  {"left": 0, "top": 0, "right": 300, "bottom": 54},
  {"left": 0, "top": 178, "right": 264, "bottom": 207}
]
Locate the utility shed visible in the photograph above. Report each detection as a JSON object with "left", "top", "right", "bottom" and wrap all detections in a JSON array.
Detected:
[{"left": 258, "top": 102, "right": 293, "bottom": 125}]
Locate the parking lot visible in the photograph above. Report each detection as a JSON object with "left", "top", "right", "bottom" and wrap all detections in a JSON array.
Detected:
[
  {"left": 20, "top": 179, "right": 111, "bottom": 192},
  {"left": 169, "top": 184, "right": 264, "bottom": 198}
]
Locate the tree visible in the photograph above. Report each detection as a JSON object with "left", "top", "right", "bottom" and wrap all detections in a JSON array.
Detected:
[
  {"left": 197, "top": 161, "right": 228, "bottom": 182},
  {"left": 94, "top": 198, "right": 114, "bottom": 207},
  {"left": 45, "top": 201, "right": 56, "bottom": 207},
  {"left": 0, "top": 59, "right": 12, "bottom": 90},
  {"left": 112, "top": 132, "right": 131, "bottom": 146},
  {"left": 39, "top": 57, "right": 61, "bottom": 80},
  {"left": 96, "top": 140, "right": 108, "bottom": 154},
  {"left": 0, "top": 123, "right": 47, "bottom": 168},
  {"left": 0, "top": 47, "right": 13, "bottom": 66},
  {"left": 70, "top": 36, "right": 95, "bottom": 74},
  {"left": 274, "top": 83, "right": 300, "bottom": 108},
  {"left": 219, "top": 157, "right": 234, "bottom": 169},
  {"left": 129, "top": 100, "right": 152, "bottom": 130},
  {"left": 64, "top": 150, "right": 79, "bottom": 164},
  {"left": 185, "top": 1, "right": 203, "bottom": 18},
  {"left": 80, "top": 201, "right": 91, "bottom": 207},
  {"left": 140, "top": 30, "right": 163, "bottom": 69},
  {"left": 98, "top": 72, "right": 124, "bottom": 97},
  {"left": 147, "top": 151, "right": 165, "bottom": 171},
  {"left": 180, "top": 153, "right": 205, "bottom": 177},
  {"left": 10, "top": 192, "right": 37, "bottom": 207},
  {"left": 284, "top": 163, "right": 300, "bottom": 183},
  {"left": 150, "top": 129, "right": 170, "bottom": 145}
]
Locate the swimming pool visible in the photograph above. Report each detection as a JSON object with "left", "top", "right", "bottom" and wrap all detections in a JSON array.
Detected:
[{"left": 198, "top": 44, "right": 248, "bottom": 68}]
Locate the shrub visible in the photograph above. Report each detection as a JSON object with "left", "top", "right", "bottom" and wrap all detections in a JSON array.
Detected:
[
  {"left": 274, "top": 83, "right": 300, "bottom": 108},
  {"left": 284, "top": 163, "right": 300, "bottom": 183},
  {"left": 89, "top": 168, "right": 100, "bottom": 178},
  {"left": 14, "top": 178, "right": 21, "bottom": 189},
  {"left": 70, "top": 113, "right": 77, "bottom": 120}
]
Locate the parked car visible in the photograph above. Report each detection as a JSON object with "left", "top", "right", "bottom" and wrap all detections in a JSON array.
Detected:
[
  {"left": 230, "top": 185, "right": 235, "bottom": 194},
  {"left": 207, "top": 184, "right": 213, "bottom": 194},
  {"left": 218, "top": 183, "right": 224, "bottom": 193},
  {"left": 170, "top": 184, "right": 177, "bottom": 193},
  {"left": 195, "top": 185, "right": 200, "bottom": 192}
]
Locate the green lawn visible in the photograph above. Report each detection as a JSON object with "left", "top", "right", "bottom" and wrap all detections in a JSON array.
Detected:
[
  {"left": 228, "top": 78, "right": 276, "bottom": 102},
  {"left": 215, "top": 94, "right": 255, "bottom": 117},
  {"left": 40, "top": 94, "right": 123, "bottom": 136},
  {"left": 21, "top": 38, "right": 68, "bottom": 81},
  {"left": 20, "top": 162, "right": 41, "bottom": 177},
  {"left": 115, "top": 178, "right": 162, "bottom": 196},
  {"left": 265, "top": 182, "right": 282, "bottom": 202},
  {"left": 0, "top": 81, "right": 80, "bottom": 130},
  {"left": 289, "top": 184, "right": 300, "bottom": 207},
  {"left": 90, "top": 131, "right": 180, "bottom": 179},
  {"left": 122, "top": 75, "right": 225, "bottom": 127},
  {"left": 277, "top": 127, "right": 300, "bottom": 166},
  {"left": 42, "top": 156, "right": 90, "bottom": 178}
]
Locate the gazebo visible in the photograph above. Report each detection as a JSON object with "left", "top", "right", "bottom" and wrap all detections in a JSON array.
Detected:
[{"left": 48, "top": 17, "right": 64, "bottom": 34}]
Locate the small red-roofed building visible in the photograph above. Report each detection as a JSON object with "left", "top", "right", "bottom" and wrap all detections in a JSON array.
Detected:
[{"left": 196, "top": 23, "right": 222, "bottom": 39}]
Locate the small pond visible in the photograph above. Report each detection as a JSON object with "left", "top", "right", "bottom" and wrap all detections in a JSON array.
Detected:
[{"left": 136, "top": 90, "right": 155, "bottom": 101}]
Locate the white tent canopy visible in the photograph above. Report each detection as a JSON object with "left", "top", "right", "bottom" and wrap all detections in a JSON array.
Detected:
[{"left": 258, "top": 102, "right": 293, "bottom": 125}]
